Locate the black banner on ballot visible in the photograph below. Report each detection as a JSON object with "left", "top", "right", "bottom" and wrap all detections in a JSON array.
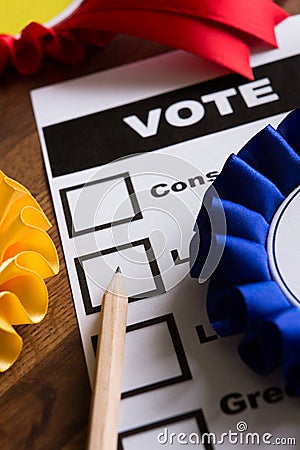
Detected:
[{"left": 43, "top": 54, "right": 300, "bottom": 177}]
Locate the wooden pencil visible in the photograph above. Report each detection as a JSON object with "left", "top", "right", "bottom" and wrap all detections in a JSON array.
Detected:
[{"left": 87, "top": 267, "right": 128, "bottom": 450}]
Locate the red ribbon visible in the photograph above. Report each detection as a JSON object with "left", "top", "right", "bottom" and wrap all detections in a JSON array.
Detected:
[{"left": 0, "top": 0, "right": 288, "bottom": 77}]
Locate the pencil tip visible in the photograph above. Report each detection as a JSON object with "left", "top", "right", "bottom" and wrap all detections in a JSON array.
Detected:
[{"left": 106, "top": 266, "right": 127, "bottom": 296}]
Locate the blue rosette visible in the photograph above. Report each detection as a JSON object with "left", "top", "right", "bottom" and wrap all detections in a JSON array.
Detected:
[{"left": 190, "top": 109, "right": 300, "bottom": 395}]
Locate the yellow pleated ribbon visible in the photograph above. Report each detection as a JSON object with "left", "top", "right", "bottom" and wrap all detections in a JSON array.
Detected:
[{"left": 0, "top": 170, "right": 59, "bottom": 371}]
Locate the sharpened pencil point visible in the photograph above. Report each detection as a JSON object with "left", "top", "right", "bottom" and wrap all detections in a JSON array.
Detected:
[{"left": 87, "top": 263, "right": 128, "bottom": 450}]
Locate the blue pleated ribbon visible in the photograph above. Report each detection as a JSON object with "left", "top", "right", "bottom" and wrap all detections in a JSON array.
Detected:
[{"left": 190, "top": 109, "right": 300, "bottom": 395}]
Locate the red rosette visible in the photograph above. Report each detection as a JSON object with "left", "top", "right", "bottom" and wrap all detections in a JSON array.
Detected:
[{"left": 0, "top": 1, "right": 289, "bottom": 79}]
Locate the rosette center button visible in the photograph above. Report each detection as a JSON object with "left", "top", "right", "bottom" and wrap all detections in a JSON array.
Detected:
[{"left": 268, "top": 186, "right": 300, "bottom": 307}]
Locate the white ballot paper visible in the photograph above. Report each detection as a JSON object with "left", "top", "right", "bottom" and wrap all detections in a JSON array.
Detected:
[{"left": 31, "top": 15, "right": 300, "bottom": 450}]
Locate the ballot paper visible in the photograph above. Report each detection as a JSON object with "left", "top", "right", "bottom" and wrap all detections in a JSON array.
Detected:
[{"left": 31, "top": 15, "right": 300, "bottom": 449}]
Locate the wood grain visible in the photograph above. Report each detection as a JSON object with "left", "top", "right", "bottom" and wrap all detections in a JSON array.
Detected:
[{"left": 0, "top": 2, "right": 297, "bottom": 448}]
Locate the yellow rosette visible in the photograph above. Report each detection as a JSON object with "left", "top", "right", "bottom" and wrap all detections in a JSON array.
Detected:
[{"left": 0, "top": 170, "right": 59, "bottom": 371}]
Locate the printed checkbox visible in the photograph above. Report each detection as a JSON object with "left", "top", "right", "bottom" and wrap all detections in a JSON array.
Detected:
[
  {"left": 76, "top": 238, "right": 165, "bottom": 315},
  {"left": 60, "top": 172, "right": 142, "bottom": 237},
  {"left": 118, "top": 409, "right": 213, "bottom": 450},
  {"left": 92, "top": 313, "right": 192, "bottom": 398}
]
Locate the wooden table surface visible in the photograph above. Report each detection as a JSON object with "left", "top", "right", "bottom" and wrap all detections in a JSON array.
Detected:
[{"left": 0, "top": 2, "right": 298, "bottom": 449}]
